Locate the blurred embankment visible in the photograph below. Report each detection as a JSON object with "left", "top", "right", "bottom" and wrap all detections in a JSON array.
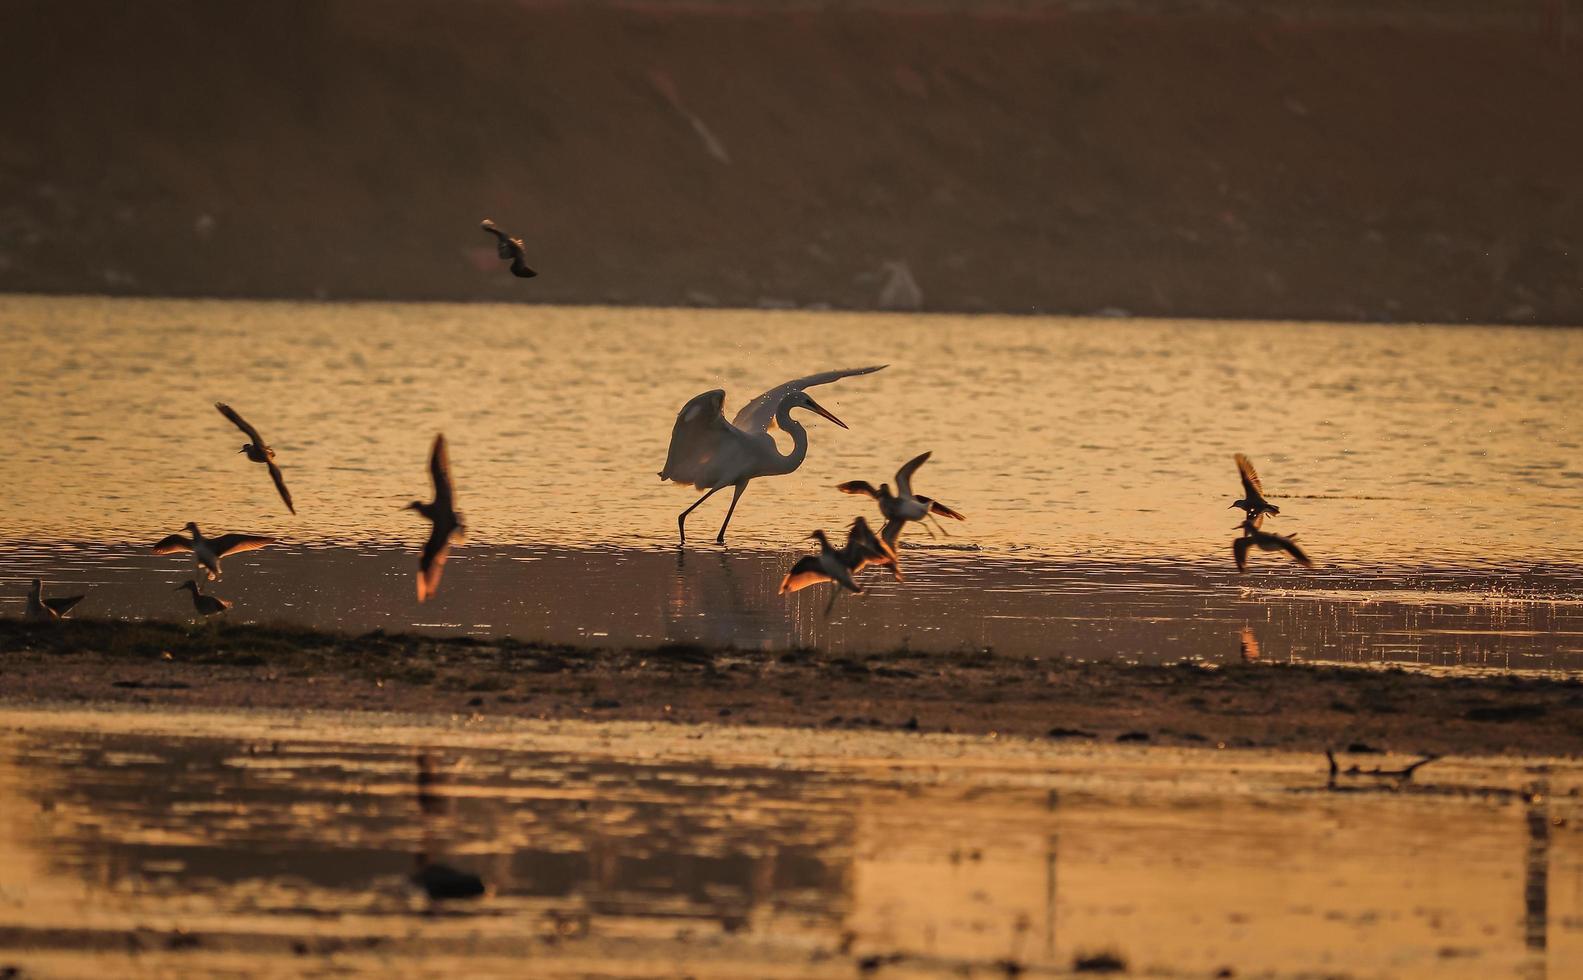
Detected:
[{"left": 1, "top": 0, "right": 1580, "bottom": 322}]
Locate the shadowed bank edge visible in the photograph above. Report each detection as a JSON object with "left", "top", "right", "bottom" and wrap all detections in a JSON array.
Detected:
[{"left": 2, "top": 618, "right": 1580, "bottom": 758}]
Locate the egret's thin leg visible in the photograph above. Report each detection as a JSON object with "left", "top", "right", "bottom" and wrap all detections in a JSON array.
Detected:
[
  {"left": 715, "top": 481, "right": 748, "bottom": 544},
  {"left": 824, "top": 588, "right": 840, "bottom": 618},
  {"left": 927, "top": 513, "right": 951, "bottom": 537},
  {"left": 678, "top": 486, "right": 724, "bottom": 545}
]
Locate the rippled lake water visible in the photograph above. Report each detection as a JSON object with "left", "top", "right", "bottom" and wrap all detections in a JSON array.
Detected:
[
  {"left": 0, "top": 707, "right": 1575, "bottom": 978},
  {"left": 1, "top": 296, "right": 1580, "bottom": 668}
]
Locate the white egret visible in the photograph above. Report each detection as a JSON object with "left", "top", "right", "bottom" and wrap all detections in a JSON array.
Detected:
[
  {"left": 216, "top": 402, "right": 295, "bottom": 514},
  {"left": 838, "top": 450, "right": 966, "bottom": 562},
  {"left": 1230, "top": 453, "right": 1280, "bottom": 520},
  {"left": 480, "top": 219, "right": 537, "bottom": 278},
  {"left": 26, "top": 579, "right": 85, "bottom": 621},
  {"left": 659, "top": 365, "right": 886, "bottom": 545},
  {"left": 152, "top": 522, "right": 276, "bottom": 580},
  {"left": 1233, "top": 514, "right": 1311, "bottom": 571},
  {"left": 406, "top": 434, "right": 464, "bottom": 602}
]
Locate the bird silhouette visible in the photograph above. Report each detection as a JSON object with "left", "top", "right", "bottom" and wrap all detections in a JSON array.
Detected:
[
  {"left": 660, "top": 366, "right": 885, "bottom": 545},
  {"left": 175, "top": 580, "right": 232, "bottom": 618},
  {"left": 480, "top": 219, "right": 536, "bottom": 278},
  {"left": 26, "top": 579, "right": 85, "bottom": 622},
  {"left": 838, "top": 450, "right": 965, "bottom": 565},
  {"left": 1230, "top": 453, "right": 1281, "bottom": 520},
  {"left": 406, "top": 434, "right": 464, "bottom": 602},
  {"left": 1233, "top": 514, "right": 1311, "bottom": 572},
  {"left": 215, "top": 402, "right": 295, "bottom": 514},
  {"left": 780, "top": 518, "right": 893, "bottom": 614},
  {"left": 152, "top": 523, "right": 275, "bottom": 580}
]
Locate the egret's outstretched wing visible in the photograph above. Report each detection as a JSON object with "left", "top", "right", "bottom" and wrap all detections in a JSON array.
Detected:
[
  {"left": 152, "top": 534, "right": 194, "bottom": 554},
  {"left": 1233, "top": 536, "right": 1252, "bottom": 572},
  {"left": 731, "top": 365, "right": 886, "bottom": 433},
  {"left": 429, "top": 435, "right": 455, "bottom": 510},
  {"left": 660, "top": 389, "right": 761, "bottom": 490},
  {"left": 894, "top": 451, "right": 931, "bottom": 498},
  {"left": 267, "top": 460, "right": 296, "bottom": 514},
  {"left": 1235, "top": 453, "right": 1265, "bottom": 497},
  {"left": 44, "top": 595, "right": 84, "bottom": 617},
  {"left": 779, "top": 557, "right": 830, "bottom": 594},
  {"left": 836, "top": 480, "right": 881, "bottom": 499},
  {"left": 208, "top": 534, "right": 277, "bottom": 558},
  {"left": 215, "top": 402, "right": 264, "bottom": 444}
]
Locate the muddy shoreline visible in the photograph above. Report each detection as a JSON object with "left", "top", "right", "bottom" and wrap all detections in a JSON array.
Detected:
[{"left": 2, "top": 619, "right": 1579, "bottom": 757}]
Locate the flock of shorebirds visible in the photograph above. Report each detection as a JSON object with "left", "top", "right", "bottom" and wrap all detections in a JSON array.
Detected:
[{"left": 18, "top": 218, "right": 1312, "bottom": 624}]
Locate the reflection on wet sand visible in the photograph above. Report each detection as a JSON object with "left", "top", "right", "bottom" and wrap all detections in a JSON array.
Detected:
[
  {"left": 4, "top": 541, "right": 1581, "bottom": 670},
  {"left": 0, "top": 709, "right": 1577, "bottom": 977}
]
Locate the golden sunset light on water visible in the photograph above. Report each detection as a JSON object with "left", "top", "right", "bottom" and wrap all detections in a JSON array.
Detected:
[{"left": 1, "top": 1, "right": 1580, "bottom": 976}]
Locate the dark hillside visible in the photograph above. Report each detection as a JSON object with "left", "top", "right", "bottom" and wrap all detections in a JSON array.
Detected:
[{"left": 1, "top": 0, "right": 1579, "bottom": 321}]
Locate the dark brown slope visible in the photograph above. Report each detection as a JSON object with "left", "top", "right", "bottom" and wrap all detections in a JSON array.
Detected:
[{"left": 1, "top": 0, "right": 1579, "bottom": 322}]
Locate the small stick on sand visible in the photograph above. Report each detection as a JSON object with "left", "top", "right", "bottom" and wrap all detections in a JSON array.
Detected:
[{"left": 1326, "top": 749, "right": 1441, "bottom": 787}]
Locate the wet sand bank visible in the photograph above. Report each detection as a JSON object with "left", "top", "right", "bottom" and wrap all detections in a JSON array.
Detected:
[
  {"left": 0, "top": 702, "right": 1578, "bottom": 978},
  {"left": 3, "top": 619, "right": 1579, "bottom": 757}
]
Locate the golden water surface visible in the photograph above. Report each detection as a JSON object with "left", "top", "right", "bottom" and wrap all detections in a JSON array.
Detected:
[{"left": 1, "top": 296, "right": 1580, "bottom": 667}]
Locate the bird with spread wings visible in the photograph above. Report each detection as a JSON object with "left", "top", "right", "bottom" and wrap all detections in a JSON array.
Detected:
[
  {"left": 659, "top": 366, "right": 886, "bottom": 545},
  {"left": 215, "top": 402, "right": 295, "bottom": 514}
]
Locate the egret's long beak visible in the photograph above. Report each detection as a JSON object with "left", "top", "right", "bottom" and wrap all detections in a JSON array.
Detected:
[{"left": 804, "top": 397, "right": 848, "bottom": 429}]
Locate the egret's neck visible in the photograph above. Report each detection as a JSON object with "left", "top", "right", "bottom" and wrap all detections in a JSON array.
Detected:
[{"left": 769, "top": 402, "right": 810, "bottom": 475}]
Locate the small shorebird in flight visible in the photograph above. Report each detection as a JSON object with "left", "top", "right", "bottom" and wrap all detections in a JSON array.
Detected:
[
  {"left": 838, "top": 450, "right": 965, "bottom": 566},
  {"left": 153, "top": 522, "right": 276, "bottom": 580},
  {"left": 26, "top": 579, "right": 85, "bottom": 622},
  {"left": 407, "top": 434, "right": 464, "bottom": 602},
  {"left": 215, "top": 402, "right": 295, "bottom": 514},
  {"left": 1233, "top": 515, "right": 1312, "bottom": 572},
  {"left": 1230, "top": 453, "right": 1280, "bottom": 520},
  {"left": 480, "top": 219, "right": 537, "bottom": 278},
  {"left": 660, "top": 366, "right": 886, "bottom": 545},
  {"left": 780, "top": 518, "right": 893, "bottom": 614},
  {"left": 175, "top": 580, "right": 232, "bottom": 619}
]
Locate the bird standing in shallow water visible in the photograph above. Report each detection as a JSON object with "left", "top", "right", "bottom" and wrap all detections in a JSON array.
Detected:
[
  {"left": 26, "top": 579, "right": 85, "bottom": 621},
  {"left": 480, "top": 219, "right": 537, "bottom": 278},
  {"left": 152, "top": 522, "right": 276, "bottom": 580},
  {"left": 1230, "top": 453, "right": 1281, "bottom": 520},
  {"left": 407, "top": 434, "right": 464, "bottom": 602},
  {"left": 660, "top": 366, "right": 886, "bottom": 545},
  {"left": 1233, "top": 515, "right": 1312, "bottom": 571},
  {"left": 838, "top": 451, "right": 965, "bottom": 569},
  {"left": 215, "top": 402, "right": 295, "bottom": 514},
  {"left": 175, "top": 580, "right": 231, "bottom": 619}
]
